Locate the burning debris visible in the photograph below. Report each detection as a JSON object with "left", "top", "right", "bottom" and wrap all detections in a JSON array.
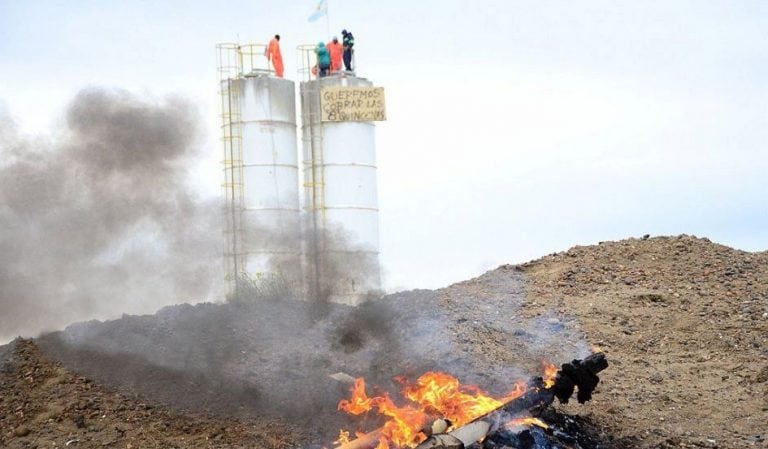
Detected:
[{"left": 332, "top": 353, "right": 608, "bottom": 449}]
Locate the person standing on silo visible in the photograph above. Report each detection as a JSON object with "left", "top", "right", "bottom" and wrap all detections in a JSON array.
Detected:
[
  {"left": 316, "top": 42, "right": 331, "bottom": 78},
  {"left": 341, "top": 29, "right": 354, "bottom": 71},
  {"left": 267, "top": 34, "right": 284, "bottom": 78},
  {"left": 327, "top": 36, "right": 343, "bottom": 73}
]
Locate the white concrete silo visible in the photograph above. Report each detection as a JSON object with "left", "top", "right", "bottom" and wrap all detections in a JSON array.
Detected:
[
  {"left": 300, "top": 75, "right": 382, "bottom": 304},
  {"left": 237, "top": 74, "right": 301, "bottom": 278},
  {"left": 217, "top": 43, "right": 300, "bottom": 292}
]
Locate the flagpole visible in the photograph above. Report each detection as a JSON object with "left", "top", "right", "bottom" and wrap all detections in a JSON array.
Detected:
[{"left": 325, "top": 0, "right": 331, "bottom": 40}]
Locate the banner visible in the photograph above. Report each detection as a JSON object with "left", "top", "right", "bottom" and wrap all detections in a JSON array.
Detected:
[{"left": 320, "top": 86, "right": 386, "bottom": 122}]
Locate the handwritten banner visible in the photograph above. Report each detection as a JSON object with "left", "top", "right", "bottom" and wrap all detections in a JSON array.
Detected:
[{"left": 320, "top": 86, "right": 386, "bottom": 122}]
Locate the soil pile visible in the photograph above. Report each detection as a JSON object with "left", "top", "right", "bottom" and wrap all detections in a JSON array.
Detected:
[
  {"left": 1, "top": 234, "right": 766, "bottom": 448},
  {"left": 29, "top": 275, "right": 551, "bottom": 425},
  {"left": 2, "top": 267, "right": 590, "bottom": 447},
  {"left": 0, "top": 340, "right": 301, "bottom": 448},
  {"left": 521, "top": 234, "right": 768, "bottom": 448}
]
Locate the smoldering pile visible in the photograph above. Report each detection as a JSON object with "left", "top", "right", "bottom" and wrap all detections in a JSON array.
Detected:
[{"left": 31, "top": 266, "right": 602, "bottom": 446}]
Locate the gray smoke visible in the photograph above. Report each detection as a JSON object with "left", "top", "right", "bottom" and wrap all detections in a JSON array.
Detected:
[
  {"left": 0, "top": 87, "right": 223, "bottom": 343},
  {"left": 222, "top": 204, "right": 383, "bottom": 319},
  {"left": 1, "top": 89, "right": 590, "bottom": 444}
]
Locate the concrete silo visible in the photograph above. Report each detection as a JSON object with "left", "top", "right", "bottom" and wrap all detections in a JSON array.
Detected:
[
  {"left": 297, "top": 46, "right": 386, "bottom": 304},
  {"left": 217, "top": 43, "right": 300, "bottom": 293}
]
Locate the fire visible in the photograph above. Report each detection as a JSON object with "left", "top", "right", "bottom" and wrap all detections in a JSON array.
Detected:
[
  {"left": 339, "top": 378, "right": 375, "bottom": 415},
  {"left": 403, "top": 371, "right": 526, "bottom": 424},
  {"left": 335, "top": 369, "right": 540, "bottom": 449},
  {"left": 542, "top": 362, "right": 558, "bottom": 389},
  {"left": 375, "top": 395, "right": 429, "bottom": 448},
  {"left": 335, "top": 430, "right": 351, "bottom": 445},
  {"left": 339, "top": 377, "right": 429, "bottom": 448},
  {"left": 506, "top": 417, "right": 549, "bottom": 429}
]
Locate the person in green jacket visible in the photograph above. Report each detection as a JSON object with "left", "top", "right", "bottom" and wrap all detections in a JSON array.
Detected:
[{"left": 316, "top": 42, "right": 331, "bottom": 78}]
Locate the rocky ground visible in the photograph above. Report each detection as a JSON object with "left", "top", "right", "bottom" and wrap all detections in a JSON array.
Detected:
[{"left": 1, "top": 234, "right": 766, "bottom": 448}]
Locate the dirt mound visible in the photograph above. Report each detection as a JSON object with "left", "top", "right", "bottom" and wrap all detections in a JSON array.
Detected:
[
  {"left": 0, "top": 340, "right": 301, "bottom": 448},
  {"left": 3, "top": 267, "right": 597, "bottom": 447},
  {"left": 2, "top": 234, "right": 765, "bottom": 448},
  {"left": 31, "top": 269, "right": 580, "bottom": 440},
  {"left": 521, "top": 234, "right": 768, "bottom": 448}
]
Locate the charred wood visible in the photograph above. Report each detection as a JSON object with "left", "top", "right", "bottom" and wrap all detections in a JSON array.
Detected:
[
  {"left": 495, "top": 378, "right": 554, "bottom": 417},
  {"left": 483, "top": 428, "right": 536, "bottom": 449}
]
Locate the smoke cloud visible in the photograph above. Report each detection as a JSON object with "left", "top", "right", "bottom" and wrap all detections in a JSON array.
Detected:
[
  {"left": 238, "top": 218, "right": 382, "bottom": 312},
  {"left": 0, "top": 87, "right": 223, "bottom": 343},
  {"left": 2, "top": 88, "right": 588, "bottom": 444}
]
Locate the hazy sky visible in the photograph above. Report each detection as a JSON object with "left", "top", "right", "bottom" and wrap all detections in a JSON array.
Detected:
[{"left": 1, "top": 0, "right": 766, "bottom": 290}]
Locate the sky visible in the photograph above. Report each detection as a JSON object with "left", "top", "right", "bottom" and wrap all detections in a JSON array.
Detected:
[{"left": 1, "top": 0, "right": 766, "bottom": 291}]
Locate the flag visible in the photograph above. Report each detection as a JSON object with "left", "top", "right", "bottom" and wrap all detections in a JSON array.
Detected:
[{"left": 308, "top": 0, "right": 327, "bottom": 22}]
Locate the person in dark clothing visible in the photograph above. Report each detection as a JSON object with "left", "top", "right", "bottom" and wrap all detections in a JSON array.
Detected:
[{"left": 341, "top": 29, "right": 354, "bottom": 71}]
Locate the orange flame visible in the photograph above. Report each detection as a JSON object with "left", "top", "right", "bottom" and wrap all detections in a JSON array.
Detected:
[
  {"left": 506, "top": 417, "right": 549, "bottom": 429},
  {"left": 338, "top": 378, "right": 375, "bottom": 415},
  {"left": 338, "top": 377, "right": 428, "bottom": 448},
  {"left": 334, "top": 366, "right": 554, "bottom": 449},
  {"left": 402, "top": 371, "right": 526, "bottom": 424},
  {"left": 542, "top": 362, "right": 558, "bottom": 389},
  {"left": 374, "top": 394, "right": 428, "bottom": 448},
  {"left": 335, "top": 430, "right": 351, "bottom": 445}
]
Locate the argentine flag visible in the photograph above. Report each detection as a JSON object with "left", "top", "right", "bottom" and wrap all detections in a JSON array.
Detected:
[{"left": 308, "top": 0, "right": 327, "bottom": 22}]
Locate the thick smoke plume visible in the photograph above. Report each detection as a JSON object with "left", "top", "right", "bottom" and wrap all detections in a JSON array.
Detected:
[
  {"left": 0, "top": 88, "right": 222, "bottom": 343},
  {"left": 1, "top": 89, "right": 589, "bottom": 444}
]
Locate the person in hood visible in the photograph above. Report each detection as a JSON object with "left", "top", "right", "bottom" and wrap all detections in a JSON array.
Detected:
[
  {"left": 327, "top": 36, "right": 343, "bottom": 73},
  {"left": 316, "top": 41, "right": 331, "bottom": 77},
  {"left": 266, "top": 34, "right": 284, "bottom": 78},
  {"left": 341, "top": 29, "right": 354, "bottom": 71}
]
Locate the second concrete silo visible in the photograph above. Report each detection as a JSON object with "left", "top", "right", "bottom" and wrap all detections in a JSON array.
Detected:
[{"left": 298, "top": 48, "right": 386, "bottom": 304}]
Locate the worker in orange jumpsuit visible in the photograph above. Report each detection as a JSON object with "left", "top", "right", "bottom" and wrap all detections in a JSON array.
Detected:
[
  {"left": 326, "top": 36, "right": 343, "bottom": 73},
  {"left": 266, "top": 34, "right": 284, "bottom": 78}
]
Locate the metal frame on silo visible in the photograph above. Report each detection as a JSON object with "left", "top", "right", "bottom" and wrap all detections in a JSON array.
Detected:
[
  {"left": 217, "top": 43, "right": 246, "bottom": 294},
  {"left": 299, "top": 74, "right": 382, "bottom": 304}
]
